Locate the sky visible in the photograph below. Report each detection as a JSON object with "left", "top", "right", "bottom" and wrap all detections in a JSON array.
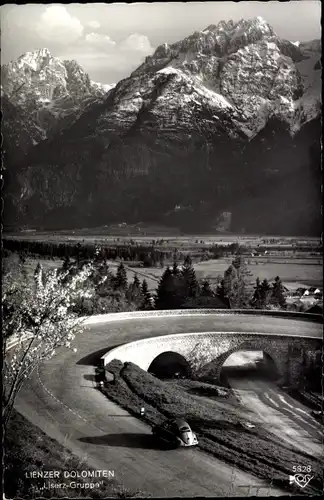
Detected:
[{"left": 0, "top": 2, "right": 321, "bottom": 84}]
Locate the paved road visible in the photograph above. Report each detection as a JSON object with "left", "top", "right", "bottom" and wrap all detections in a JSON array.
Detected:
[
  {"left": 15, "top": 314, "right": 321, "bottom": 497},
  {"left": 228, "top": 378, "right": 323, "bottom": 458},
  {"left": 224, "top": 351, "right": 323, "bottom": 457}
]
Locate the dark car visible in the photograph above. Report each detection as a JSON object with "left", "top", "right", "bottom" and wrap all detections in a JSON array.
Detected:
[
  {"left": 152, "top": 418, "right": 198, "bottom": 448},
  {"left": 95, "top": 365, "right": 106, "bottom": 384}
]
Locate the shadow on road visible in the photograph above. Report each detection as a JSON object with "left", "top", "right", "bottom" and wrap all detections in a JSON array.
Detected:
[
  {"left": 76, "top": 344, "right": 123, "bottom": 366},
  {"left": 78, "top": 433, "right": 157, "bottom": 449},
  {"left": 83, "top": 374, "right": 96, "bottom": 382}
]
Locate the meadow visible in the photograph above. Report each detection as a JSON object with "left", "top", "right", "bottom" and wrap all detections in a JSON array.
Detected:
[
  {"left": 18, "top": 254, "right": 322, "bottom": 297},
  {"left": 5, "top": 228, "right": 322, "bottom": 294},
  {"left": 109, "top": 255, "right": 323, "bottom": 292}
]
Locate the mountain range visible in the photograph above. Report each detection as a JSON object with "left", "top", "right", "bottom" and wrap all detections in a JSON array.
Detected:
[{"left": 2, "top": 17, "right": 322, "bottom": 235}]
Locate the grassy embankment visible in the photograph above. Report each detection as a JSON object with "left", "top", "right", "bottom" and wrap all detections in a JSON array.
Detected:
[
  {"left": 4, "top": 409, "right": 148, "bottom": 499},
  {"left": 103, "top": 360, "right": 322, "bottom": 495}
]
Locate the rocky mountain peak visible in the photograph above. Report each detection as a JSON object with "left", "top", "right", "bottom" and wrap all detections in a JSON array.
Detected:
[
  {"left": 156, "top": 16, "right": 275, "bottom": 60},
  {"left": 130, "top": 16, "right": 320, "bottom": 138},
  {"left": 134, "top": 17, "right": 283, "bottom": 80},
  {"left": 1, "top": 48, "right": 113, "bottom": 142},
  {"left": 2, "top": 49, "right": 101, "bottom": 100},
  {"left": 16, "top": 47, "right": 52, "bottom": 69},
  {"left": 208, "top": 16, "right": 275, "bottom": 37}
]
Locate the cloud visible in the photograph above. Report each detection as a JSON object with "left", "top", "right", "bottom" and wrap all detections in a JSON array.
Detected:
[
  {"left": 35, "top": 6, "right": 84, "bottom": 44},
  {"left": 87, "top": 20, "right": 101, "bottom": 29},
  {"left": 85, "top": 32, "right": 116, "bottom": 47},
  {"left": 119, "top": 33, "right": 153, "bottom": 53},
  {"left": 58, "top": 29, "right": 154, "bottom": 83}
]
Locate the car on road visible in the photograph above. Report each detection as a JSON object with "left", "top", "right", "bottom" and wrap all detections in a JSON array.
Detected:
[
  {"left": 152, "top": 419, "right": 198, "bottom": 448},
  {"left": 95, "top": 365, "right": 106, "bottom": 384}
]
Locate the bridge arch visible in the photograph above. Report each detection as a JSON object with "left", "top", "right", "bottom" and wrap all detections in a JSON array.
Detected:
[
  {"left": 218, "top": 349, "right": 280, "bottom": 386},
  {"left": 148, "top": 351, "right": 191, "bottom": 379},
  {"left": 212, "top": 340, "right": 283, "bottom": 384}
]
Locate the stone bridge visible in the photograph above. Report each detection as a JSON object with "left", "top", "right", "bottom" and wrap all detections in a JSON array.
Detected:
[{"left": 101, "top": 327, "right": 322, "bottom": 386}]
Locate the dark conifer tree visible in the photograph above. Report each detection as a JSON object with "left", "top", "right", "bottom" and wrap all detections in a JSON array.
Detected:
[
  {"left": 141, "top": 279, "right": 152, "bottom": 310},
  {"left": 271, "top": 276, "right": 287, "bottom": 308},
  {"left": 116, "top": 262, "right": 128, "bottom": 290},
  {"left": 251, "top": 277, "right": 263, "bottom": 308},
  {"left": 126, "top": 278, "right": 143, "bottom": 307},
  {"left": 182, "top": 254, "right": 199, "bottom": 299},
  {"left": 222, "top": 258, "right": 251, "bottom": 309},
  {"left": 232, "top": 253, "right": 243, "bottom": 270},
  {"left": 133, "top": 274, "right": 141, "bottom": 289},
  {"left": 143, "top": 254, "right": 153, "bottom": 267},
  {"left": 229, "top": 254, "right": 252, "bottom": 308},
  {"left": 222, "top": 264, "right": 237, "bottom": 307},
  {"left": 215, "top": 278, "right": 226, "bottom": 301},
  {"left": 75, "top": 242, "right": 82, "bottom": 264},
  {"left": 200, "top": 280, "right": 213, "bottom": 297},
  {"left": 172, "top": 261, "right": 180, "bottom": 276},
  {"left": 260, "top": 279, "right": 272, "bottom": 308},
  {"left": 155, "top": 267, "right": 178, "bottom": 309},
  {"left": 183, "top": 254, "right": 192, "bottom": 267}
]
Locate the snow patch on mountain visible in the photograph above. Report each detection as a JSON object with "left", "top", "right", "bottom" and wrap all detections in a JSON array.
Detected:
[
  {"left": 129, "top": 17, "right": 320, "bottom": 138},
  {"left": 1, "top": 49, "right": 112, "bottom": 141},
  {"left": 91, "top": 81, "right": 116, "bottom": 93}
]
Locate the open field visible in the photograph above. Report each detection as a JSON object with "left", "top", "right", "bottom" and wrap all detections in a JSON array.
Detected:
[
  {"left": 193, "top": 257, "right": 323, "bottom": 289},
  {"left": 5, "top": 229, "right": 322, "bottom": 249},
  {"left": 9, "top": 253, "right": 323, "bottom": 296},
  {"left": 4, "top": 227, "right": 322, "bottom": 297},
  {"left": 110, "top": 257, "right": 323, "bottom": 292},
  {"left": 21, "top": 257, "right": 63, "bottom": 275}
]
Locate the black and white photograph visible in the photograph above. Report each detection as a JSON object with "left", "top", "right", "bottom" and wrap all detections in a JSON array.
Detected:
[{"left": 1, "top": 1, "right": 322, "bottom": 498}]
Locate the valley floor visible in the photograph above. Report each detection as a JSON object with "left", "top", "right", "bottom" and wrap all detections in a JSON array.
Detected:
[{"left": 20, "top": 254, "right": 323, "bottom": 296}]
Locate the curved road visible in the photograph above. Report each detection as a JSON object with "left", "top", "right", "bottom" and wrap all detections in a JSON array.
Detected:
[{"left": 15, "top": 314, "right": 322, "bottom": 497}]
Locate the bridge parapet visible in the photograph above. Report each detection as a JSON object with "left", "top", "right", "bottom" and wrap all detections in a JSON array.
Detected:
[{"left": 102, "top": 324, "right": 321, "bottom": 386}]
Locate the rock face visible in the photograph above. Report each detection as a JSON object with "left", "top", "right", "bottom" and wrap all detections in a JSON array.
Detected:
[
  {"left": 131, "top": 17, "right": 320, "bottom": 137},
  {"left": 3, "top": 18, "right": 322, "bottom": 235},
  {"left": 1, "top": 48, "right": 115, "bottom": 147}
]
